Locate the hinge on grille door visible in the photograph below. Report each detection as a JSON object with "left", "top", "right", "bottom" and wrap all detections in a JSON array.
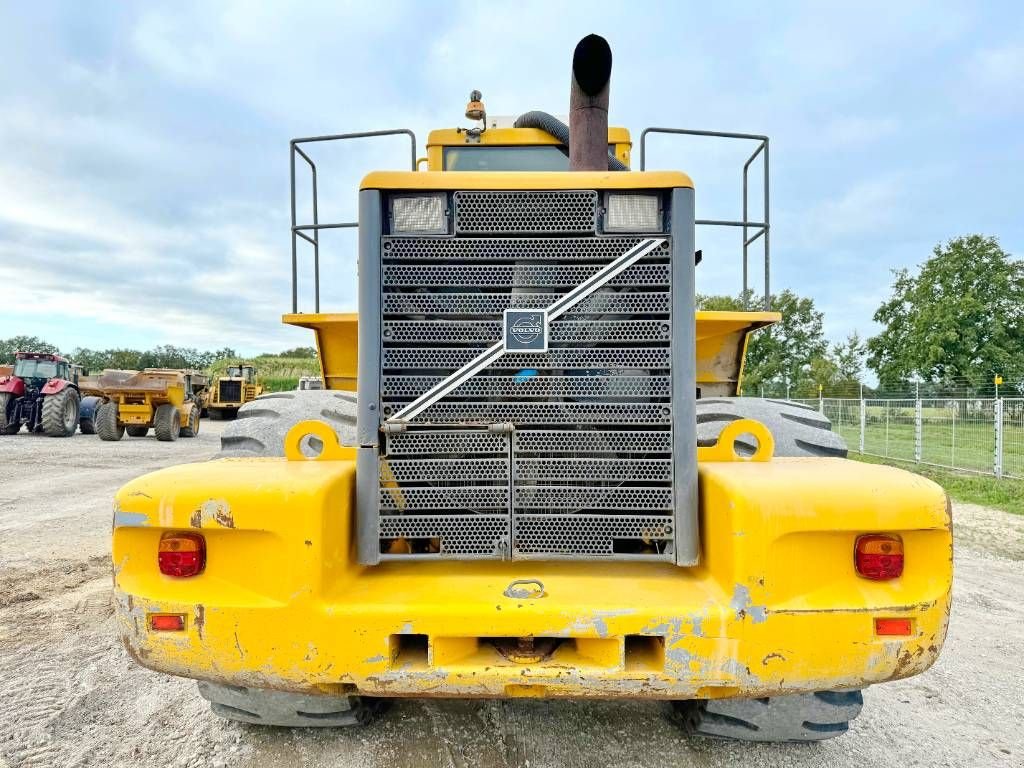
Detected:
[{"left": 488, "top": 422, "right": 515, "bottom": 433}]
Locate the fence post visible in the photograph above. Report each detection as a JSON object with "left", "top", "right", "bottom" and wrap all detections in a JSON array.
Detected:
[
  {"left": 859, "top": 396, "right": 866, "bottom": 454},
  {"left": 914, "top": 397, "right": 922, "bottom": 463},
  {"left": 994, "top": 398, "right": 1003, "bottom": 479}
]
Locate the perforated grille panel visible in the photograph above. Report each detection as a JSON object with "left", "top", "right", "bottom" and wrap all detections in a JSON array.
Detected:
[
  {"left": 453, "top": 190, "right": 597, "bottom": 234},
  {"left": 374, "top": 189, "right": 676, "bottom": 562}
]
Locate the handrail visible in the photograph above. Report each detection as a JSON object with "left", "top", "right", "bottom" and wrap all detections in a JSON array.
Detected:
[
  {"left": 290, "top": 129, "right": 417, "bottom": 313},
  {"left": 640, "top": 127, "right": 770, "bottom": 310}
]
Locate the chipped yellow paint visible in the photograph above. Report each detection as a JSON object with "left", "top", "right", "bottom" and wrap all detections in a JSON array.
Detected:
[{"left": 112, "top": 433, "right": 952, "bottom": 700}]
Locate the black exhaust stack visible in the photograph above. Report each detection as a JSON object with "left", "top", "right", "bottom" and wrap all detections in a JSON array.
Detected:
[{"left": 570, "top": 34, "right": 613, "bottom": 172}]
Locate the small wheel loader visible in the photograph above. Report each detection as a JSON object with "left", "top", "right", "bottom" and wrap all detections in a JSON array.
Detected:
[{"left": 112, "top": 36, "right": 951, "bottom": 742}]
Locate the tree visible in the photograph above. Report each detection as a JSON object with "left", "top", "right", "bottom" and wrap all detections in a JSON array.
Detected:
[
  {"left": 0, "top": 336, "right": 60, "bottom": 363},
  {"left": 832, "top": 332, "right": 866, "bottom": 386},
  {"left": 696, "top": 289, "right": 829, "bottom": 393},
  {"left": 276, "top": 346, "right": 318, "bottom": 359},
  {"left": 867, "top": 235, "right": 1024, "bottom": 388}
]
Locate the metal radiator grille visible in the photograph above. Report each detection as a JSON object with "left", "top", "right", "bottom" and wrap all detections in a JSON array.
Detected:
[
  {"left": 453, "top": 190, "right": 597, "bottom": 234},
  {"left": 376, "top": 192, "right": 674, "bottom": 562}
]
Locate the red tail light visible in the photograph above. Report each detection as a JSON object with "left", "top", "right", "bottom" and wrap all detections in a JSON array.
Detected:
[
  {"left": 150, "top": 613, "right": 186, "bottom": 631},
  {"left": 855, "top": 534, "right": 904, "bottom": 580},
  {"left": 158, "top": 532, "right": 206, "bottom": 577},
  {"left": 875, "top": 617, "right": 913, "bottom": 636}
]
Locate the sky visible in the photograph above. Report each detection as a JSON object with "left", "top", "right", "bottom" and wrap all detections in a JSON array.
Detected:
[{"left": 0, "top": 1, "right": 1022, "bottom": 356}]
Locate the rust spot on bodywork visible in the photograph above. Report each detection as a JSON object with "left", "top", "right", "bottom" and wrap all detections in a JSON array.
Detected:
[
  {"left": 194, "top": 605, "right": 205, "bottom": 639},
  {"left": 190, "top": 509, "right": 202, "bottom": 528},
  {"left": 762, "top": 652, "right": 785, "bottom": 665}
]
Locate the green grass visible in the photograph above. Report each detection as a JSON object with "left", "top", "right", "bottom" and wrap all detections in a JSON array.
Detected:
[{"left": 849, "top": 452, "right": 1024, "bottom": 517}]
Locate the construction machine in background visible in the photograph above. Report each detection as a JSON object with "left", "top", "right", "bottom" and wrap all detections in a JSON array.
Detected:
[
  {"left": 112, "top": 35, "right": 952, "bottom": 743},
  {"left": 84, "top": 369, "right": 202, "bottom": 441},
  {"left": 207, "top": 364, "right": 262, "bottom": 419},
  {"left": 0, "top": 352, "right": 81, "bottom": 436}
]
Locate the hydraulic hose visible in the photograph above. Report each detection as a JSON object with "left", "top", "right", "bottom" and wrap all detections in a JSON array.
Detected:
[{"left": 513, "top": 111, "right": 627, "bottom": 171}]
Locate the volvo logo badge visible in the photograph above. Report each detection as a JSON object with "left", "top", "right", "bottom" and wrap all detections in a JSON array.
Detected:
[{"left": 504, "top": 309, "right": 548, "bottom": 352}]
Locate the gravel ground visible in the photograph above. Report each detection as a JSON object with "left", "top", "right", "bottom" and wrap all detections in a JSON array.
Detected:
[{"left": 1, "top": 426, "right": 1022, "bottom": 768}]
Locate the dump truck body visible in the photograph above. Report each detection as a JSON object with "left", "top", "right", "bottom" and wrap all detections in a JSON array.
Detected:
[
  {"left": 112, "top": 37, "right": 951, "bottom": 741},
  {"left": 87, "top": 369, "right": 201, "bottom": 441}
]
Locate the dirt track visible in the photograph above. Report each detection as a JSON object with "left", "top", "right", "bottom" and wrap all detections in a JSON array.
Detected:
[{"left": 1, "top": 427, "right": 1022, "bottom": 768}]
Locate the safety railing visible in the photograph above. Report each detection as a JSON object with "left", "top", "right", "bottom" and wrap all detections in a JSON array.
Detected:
[
  {"left": 290, "top": 129, "right": 417, "bottom": 313},
  {"left": 640, "top": 128, "right": 769, "bottom": 309}
]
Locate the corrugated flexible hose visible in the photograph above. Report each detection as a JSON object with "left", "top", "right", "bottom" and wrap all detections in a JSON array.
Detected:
[{"left": 513, "top": 111, "right": 627, "bottom": 171}]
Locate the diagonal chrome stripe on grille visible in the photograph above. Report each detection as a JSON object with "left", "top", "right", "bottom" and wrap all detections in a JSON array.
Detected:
[{"left": 386, "top": 237, "right": 667, "bottom": 424}]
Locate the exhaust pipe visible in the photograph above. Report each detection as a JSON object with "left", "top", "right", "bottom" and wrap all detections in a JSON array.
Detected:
[{"left": 570, "top": 34, "right": 613, "bottom": 172}]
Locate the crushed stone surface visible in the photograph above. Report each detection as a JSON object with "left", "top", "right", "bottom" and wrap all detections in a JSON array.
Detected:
[{"left": 1, "top": 429, "right": 1021, "bottom": 767}]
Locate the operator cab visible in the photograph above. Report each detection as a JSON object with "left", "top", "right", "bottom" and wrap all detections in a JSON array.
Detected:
[
  {"left": 13, "top": 353, "right": 68, "bottom": 384},
  {"left": 425, "top": 94, "right": 631, "bottom": 171},
  {"left": 226, "top": 365, "right": 256, "bottom": 383}
]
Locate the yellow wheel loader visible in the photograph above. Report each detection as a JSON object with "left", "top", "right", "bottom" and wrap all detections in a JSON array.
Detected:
[
  {"left": 85, "top": 368, "right": 202, "bottom": 441},
  {"left": 112, "top": 36, "right": 951, "bottom": 741},
  {"left": 207, "top": 364, "right": 263, "bottom": 420}
]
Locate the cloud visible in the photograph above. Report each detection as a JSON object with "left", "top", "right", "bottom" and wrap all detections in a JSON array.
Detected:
[{"left": 0, "top": 0, "right": 1021, "bottom": 359}]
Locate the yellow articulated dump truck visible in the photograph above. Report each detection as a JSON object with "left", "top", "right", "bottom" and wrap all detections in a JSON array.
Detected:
[
  {"left": 112, "top": 36, "right": 951, "bottom": 741},
  {"left": 85, "top": 368, "right": 202, "bottom": 441},
  {"left": 207, "top": 364, "right": 263, "bottom": 420}
]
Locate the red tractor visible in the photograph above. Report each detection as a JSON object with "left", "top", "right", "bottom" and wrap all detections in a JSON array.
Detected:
[{"left": 0, "top": 352, "right": 81, "bottom": 436}]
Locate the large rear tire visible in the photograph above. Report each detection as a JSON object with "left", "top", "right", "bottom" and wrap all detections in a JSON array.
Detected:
[
  {"left": 96, "top": 401, "right": 125, "bottom": 441},
  {"left": 180, "top": 406, "right": 200, "bottom": 438},
  {"left": 41, "top": 387, "right": 80, "bottom": 437},
  {"left": 153, "top": 404, "right": 180, "bottom": 442},
  {"left": 671, "top": 690, "right": 864, "bottom": 742},
  {"left": 696, "top": 397, "right": 847, "bottom": 458},
  {"left": 221, "top": 390, "right": 357, "bottom": 457},
  {"left": 0, "top": 392, "right": 20, "bottom": 434},
  {"left": 197, "top": 682, "right": 388, "bottom": 728}
]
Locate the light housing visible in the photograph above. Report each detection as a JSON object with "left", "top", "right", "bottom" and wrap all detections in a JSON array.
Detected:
[
  {"left": 158, "top": 532, "right": 206, "bottom": 578},
  {"left": 874, "top": 617, "right": 913, "bottom": 636},
  {"left": 855, "top": 534, "right": 904, "bottom": 580},
  {"left": 150, "top": 614, "right": 186, "bottom": 632},
  {"left": 390, "top": 194, "right": 448, "bottom": 235},
  {"left": 604, "top": 193, "right": 662, "bottom": 232}
]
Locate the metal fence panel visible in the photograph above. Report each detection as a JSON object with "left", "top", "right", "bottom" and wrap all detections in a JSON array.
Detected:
[
  {"left": 863, "top": 399, "right": 916, "bottom": 463},
  {"left": 748, "top": 394, "right": 1022, "bottom": 480},
  {"left": 1004, "top": 399, "right": 1024, "bottom": 479},
  {"left": 822, "top": 399, "right": 861, "bottom": 449}
]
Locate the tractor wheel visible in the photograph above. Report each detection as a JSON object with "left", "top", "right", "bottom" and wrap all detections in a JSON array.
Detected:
[
  {"left": 154, "top": 404, "right": 181, "bottom": 442},
  {"left": 670, "top": 690, "right": 864, "bottom": 743},
  {"left": 180, "top": 406, "right": 200, "bottom": 438},
  {"left": 96, "top": 402, "right": 125, "bottom": 441},
  {"left": 220, "top": 390, "right": 357, "bottom": 457},
  {"left": 695, "top": 397, "right": 847, "bottom": 458},
  {"left": 197, "top": 681, "right": 389, "bottom": 728},
  {"left": 126, "top": 426, "right": 149, "bottom": 438},
  {"left": 0, "top": 392, "right": 20, "bottom": 434},
  {"left": 41, "top": 387, "right": 80, "bottom": 437}
]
